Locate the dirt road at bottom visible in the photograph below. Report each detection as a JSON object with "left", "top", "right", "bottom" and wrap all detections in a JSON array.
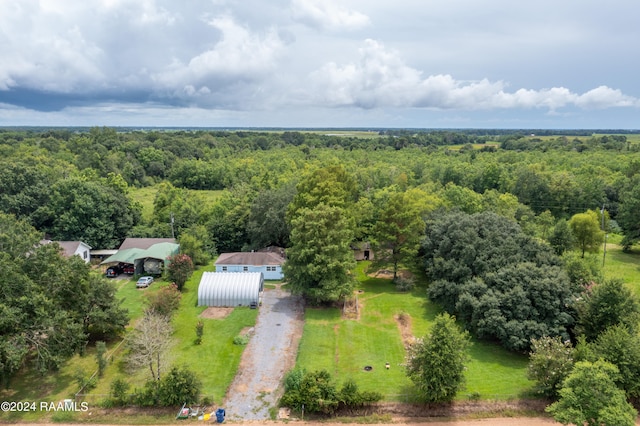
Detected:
[{"left": 223, "top": 286, "right": 304, "bottom": 421}]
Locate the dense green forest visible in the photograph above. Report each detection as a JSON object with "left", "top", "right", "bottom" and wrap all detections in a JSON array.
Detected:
[
  {"left": 2, "top": 127, "right": 640, "bottom": 383},
  {"left": 2, "top": 127, "right": 639, "bottom": 250}
]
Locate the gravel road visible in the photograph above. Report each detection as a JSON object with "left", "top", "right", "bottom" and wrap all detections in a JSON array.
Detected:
[{"left": 223, "top": 286, "right": 304, "bottom": 421}]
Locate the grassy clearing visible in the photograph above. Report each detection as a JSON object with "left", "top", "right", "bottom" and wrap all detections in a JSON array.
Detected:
[
  {"left": 603, "top": 241, "right": 640, "bottom": 294},
  {"left": 295, "top": 262, "right": 533, "bottom": 401},
  {"left": 129, "top": 184, "right": 223, "bottom": 222}
]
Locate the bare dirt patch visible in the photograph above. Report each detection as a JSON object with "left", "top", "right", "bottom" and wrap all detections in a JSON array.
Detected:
[
  {"left": 200, "top": 306, "right": 234, "bottom": 319},
  {"left": 394, "top": 312, "right": 416, "bottom": 348},
  {"left": 341, "top": 292, "right": 363, "bottom": 320},
  {"left": 370, "top": 268, "right": 395, "bottom": 279},
  {"left": 368, "top": 268, "right": 414, "bottom": 280}
]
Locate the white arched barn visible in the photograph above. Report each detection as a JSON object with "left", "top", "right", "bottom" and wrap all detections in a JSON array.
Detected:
[{"left": 197, "top": 272, "right": 264, "bottom": 307}]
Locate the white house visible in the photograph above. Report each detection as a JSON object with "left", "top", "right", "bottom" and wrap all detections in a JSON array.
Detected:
[
  {"left": 215, "top": 252, "right": 285, "bottom": 280},
  {"left": 49, "top": 241, "right": 92, "bottom": 263}
]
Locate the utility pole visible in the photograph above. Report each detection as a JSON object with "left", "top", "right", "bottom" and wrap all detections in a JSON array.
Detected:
[{"left": 170, "top": 211, "right": 175, "bottom": 239}]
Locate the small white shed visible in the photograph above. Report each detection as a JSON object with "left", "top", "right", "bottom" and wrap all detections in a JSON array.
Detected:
[{"left": 197, "top": 272, "right": 264, "bottom": 307}]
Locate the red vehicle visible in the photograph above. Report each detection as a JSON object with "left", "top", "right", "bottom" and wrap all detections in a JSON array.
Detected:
[{"left": 122, "top": 264, "right": 135, "bottom": 275}]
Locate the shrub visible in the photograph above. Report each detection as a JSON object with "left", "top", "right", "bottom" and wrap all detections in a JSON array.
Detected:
[
  {"left": 157, "top": 365, "right": 202, "bottom": 406},
  {"left": 280, "top": 370, "right": 381, "bottom": 415},
  {"left": 74, "top": 368, "right": 97, "bottom": 393},
  {"left": 167, "top": 254, "right": 194, "bottom": 291},
  {"left": 233, "top": 334, "right": 250, "bottom": 345},
  {"left": 195, "top": 320, "right": 204, "bottom": 345},
  {"left": 527, "top": 336, "right": 574, "bottom": 398},
  {"left": 393, "top": 276, "right": 415, "bottom": 292},
  {"left": 109, "top": 377, "right": 131, "bottom": 407},
  {"left": 145, "top": 283, "right": 182, "bottom": 317},
  {"left": 132, "top": 365, "right": 201, "bottom": 407}
]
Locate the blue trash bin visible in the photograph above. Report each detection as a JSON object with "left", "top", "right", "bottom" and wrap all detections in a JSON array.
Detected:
[{"left": 215, "top": 408, "right": 225, "bottom": 423}]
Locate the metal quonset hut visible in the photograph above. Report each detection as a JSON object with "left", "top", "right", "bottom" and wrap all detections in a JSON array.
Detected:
[{"left": 197, "top": 272, "right": 264, "bottom": 307}]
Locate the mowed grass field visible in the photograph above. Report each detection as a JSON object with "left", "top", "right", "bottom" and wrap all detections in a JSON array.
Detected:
[
  {"left": 294, "top": 243, "right": 640, "bottom": 402},
  {"left": 295, "top": 263, "right": 533, "bottom": 401},
  {"left": 603, "top": 239, "right": 640, "bottom": 294}
]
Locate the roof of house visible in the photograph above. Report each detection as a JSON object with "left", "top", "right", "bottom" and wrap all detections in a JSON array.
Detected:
[
  {"left": 215, "top": 252, "right": 285, "bottom": 266},
  {"left": 118, "top": 238, "right": 176, "bottom": 250},
  {"left": 41, "top": 240, "right": 91, "bottom": 258}
]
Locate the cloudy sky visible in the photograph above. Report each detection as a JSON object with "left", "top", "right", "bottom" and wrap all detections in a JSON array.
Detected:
[{"left": 1, "top": 0, "right": 639, "bottom": 128}]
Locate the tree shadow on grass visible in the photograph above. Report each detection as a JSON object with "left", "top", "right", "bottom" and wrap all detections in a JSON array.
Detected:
[{"left": 1, "top": 362, "right": 75, "bottom": 400}]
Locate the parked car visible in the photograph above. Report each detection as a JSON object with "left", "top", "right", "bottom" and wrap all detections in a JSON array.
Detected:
[
  {"left": 122, "top": 264, "right": 135, "bottom": 275},
  {"left": 105, "top": 265, "right": 122, "bottom": 278},
  {"left": 136, "top": 276, "right": 154, "bottom": 288}
]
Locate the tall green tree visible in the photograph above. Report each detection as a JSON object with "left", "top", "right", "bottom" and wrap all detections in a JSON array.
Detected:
[
  {"left": 569, "top": 210, "right": 604, "bottom": 258},
  {"left": 405, "top": 313, "right": 471, "bottom": 402},
  {"left": 590, "top": 324, "right": 640, "bottom": 399},
  {"left": 370, "top": 189, "right": 426, "bottom": 280},
  {"left": 0, "top": 213, "right": 127, "bottom": 385},
  {"left": 285, "top": 165, "right": 358, "bottom": 304},
  {"left": 285, "top": 204, "right": 356, "bottom": 304},
  {"left": 577, "top": 278, "right": 640, "bottom": 341},
  {"left": 246, "top": 183, "right": 295, "bottom": 249},
  {"left": 548, "top": 219, "right": 574, "bottom": 256},
  {"left": 546, "top": 360, "right": 636, "bottom": 426},
  {"left": 36, "top": 177, "right": 139, "bottom": 248},
  {"left": 178, "top": 225, "right": 214, "bottom": 266}
]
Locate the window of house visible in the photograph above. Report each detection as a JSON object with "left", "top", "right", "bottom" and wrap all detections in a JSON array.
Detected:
[
  {"left": 222, "top": 266, "right": 227, "bottom": 271},
  {"left": 266, "top": 266, "right": 276, "bottom": 271},
  {"left": 243, "top": 266, "right": 248, "bottom": 271},
  {"left": 83, "top": 251, "right": 88, "bottom": 259}
]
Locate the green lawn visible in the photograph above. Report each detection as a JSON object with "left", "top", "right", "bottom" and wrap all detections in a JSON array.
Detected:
[
  {"left": 170, "top": 264, "right": 258, "bottom": 403},
  {"left": 603, "top": 242, "right": 640, "bottom": 294},
  {"left": 295, "top": 262, "right": 534, "bottom": 401},
  {"left": 129, "top": 185, "right": 223, "bottom": 222}
]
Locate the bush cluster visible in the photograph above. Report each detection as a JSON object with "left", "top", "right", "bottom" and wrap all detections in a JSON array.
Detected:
[
  {"left": 280, "top": 369, "right": 382, "bottom": 415},
  {"left": 106, "top": 365, "right": 201, "bottom": 407}
]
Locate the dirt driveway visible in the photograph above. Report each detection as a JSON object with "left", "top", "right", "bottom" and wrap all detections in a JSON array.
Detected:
[{"left": 223, "top": 285, "right": 304, "bottom": 421}]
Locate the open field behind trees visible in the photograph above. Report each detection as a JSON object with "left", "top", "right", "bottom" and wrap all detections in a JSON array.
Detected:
[
  {"left": 603, "top": 244, "right": 640, "bottom": 294},
  {"left": 130, "top": 185, "right": 223, "bottom": 222}
]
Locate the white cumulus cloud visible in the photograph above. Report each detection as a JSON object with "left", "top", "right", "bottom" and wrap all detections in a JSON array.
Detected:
[
  {"left": 310, "top": 39, "right": 640, "bottom": 111},
  {"left": 152, "top": 15, "right": 285, "bottom": 105}
]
